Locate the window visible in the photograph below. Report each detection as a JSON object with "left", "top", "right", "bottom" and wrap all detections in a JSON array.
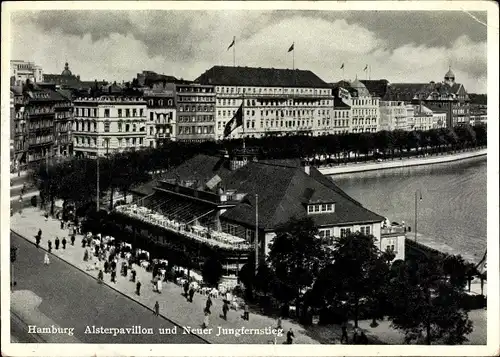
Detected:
[
  {"left": 104, "top": 109, "right": 110, "bottom": 118},
  {"left": 340, "top": 228, "right": 351, "bottom": 238},
  {"left": 314, "top": 205, "right": 320, "bottom": 212},
  {"left": 118, "top": 138, "right": 123, "bottom": 147},
  {"left": 104, "top": 121, "right": 110, "bottom": 132},
  {"left": 133, "top": 124, "right": 137, "bottom": 132},
  {"left": 322, "top": 204, "right": 327, "bottom": 211},
  {"left": 150, "top": 112, "right": 154, "bottom": 121},
  {"left": 118, "top": 109, "right": 122, "bottom": 118},
  {"left": 126, "top": 109, "right": 130, "bottom": 117},
  {"left": 125, "top": 124, "right": 130, "bottom": 132}
]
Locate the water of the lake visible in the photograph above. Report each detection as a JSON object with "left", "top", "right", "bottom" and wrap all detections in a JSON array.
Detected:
[{"left": 332, "top": 156, "right": 487, "bottom": 260}]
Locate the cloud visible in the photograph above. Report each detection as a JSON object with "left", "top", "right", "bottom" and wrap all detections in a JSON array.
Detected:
[{"left": 10, "top": 10, "right": 487, "bottom": 93}]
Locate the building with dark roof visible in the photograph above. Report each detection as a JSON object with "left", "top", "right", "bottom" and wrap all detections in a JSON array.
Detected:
[
  {"left": 383, "top": 67, "right": 470, "bottom": 128},
  {"left": 43, "top": 62, "right": 84, "bottom": 89},
  {"left": 120, "top": 150, "right": 389, "bottom": 282},
  {"left": 195, "top": 65, "right": 334, "bottom": 140}
]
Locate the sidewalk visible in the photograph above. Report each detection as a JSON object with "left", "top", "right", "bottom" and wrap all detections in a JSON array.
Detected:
[{"left": 11, "top": 207, "right": 319, "bottom": 344}]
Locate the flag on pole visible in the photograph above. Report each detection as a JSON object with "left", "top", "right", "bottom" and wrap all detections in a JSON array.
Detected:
[
  {"left": 224, "top": 104, "right": 243, "bottom": 138},
  {"left": 288, "top": 43, "right": 294, "bottom": 52},
  {"left": 340, "top": 63, "right": 344, "bottom": 69},
  {"left": 364, "top": 65, "right": 368, "bottom": 71},
  {"left": 227, "top": 36, "right": 235, "bottom": 51}
]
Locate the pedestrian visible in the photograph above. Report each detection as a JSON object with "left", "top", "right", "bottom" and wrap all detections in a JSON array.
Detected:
[
  {"left": 136, "top": 281, "right": 141, "bottom": 296},
  {"left": 38, "top": 229, "right": 42, "bottom": 238},
  {"left": 83, "top": 249, "right": 89, "bottom": 262},
  {"left": 205, "top": 296, "right": 213, "bottom": 314},
  {"left": 203, "top": 311, "right": 210, "bottom": 329},
  {"left": 243, "top": 303, "right": 249, "bottom": 321},
  {"left": 183, "top": 280, "right": 189, "bottom": 297},
  {"left": 98, "top": 269, "right": 104, "bottom": 283},
  {"left": 35, "top": 235, "right": 41, "bottom": 248},
  {"left": 154, "top": 301, "right": 160, "bottom": 316},
  {"left": 222, "top": 300, "right": 229, "bottom": 320},
  {"left": 188, "top": 287, "right": 195, "bottom": 303},
  {"left": 71, "top": 234, "right": 75, "bottom": 246},
  {"left": 62, "top": 237, "right": 67, "bottom": 249},
  {"left": 157, "top": 277, "right": 162, "bottom": 294},
  {"left": 55, "top": 237, "right": 60, "bottom": 250},
  {"left": 352, "top": 327, "right": 360, "bottom": 344},
  {"left": 95, "top": 245, "right": 100, "bottom": 257},
  {"left": 123, "top": 264, "right": 128, "bottom": 277},
  {"left": 110, "top": 260, "right": 116, "bottom": 272},
  {"left": 104, "top": 261, "right": 109, "bottom": 274},
  {"left": 111, "top": 270, "right": 116, "bottom": 283},
  {"left": 21, "top": 183, "right": 26, "bottom": 196},
  {"left": 81, "top": 237, "right": 86, "bottom": 248},
  {"left": 340, "top": 320, "right": 348, "bottom": 344},
  {"left": 60, "top": 220, "right": 64, "bottom": 229},
  {"left": 131, "top": 269, "right": 137, "bottom": 282},
  {"left": 48, "top": 240, "right": 52, "bottom": 253},
  {"left": 44, "top": 252, "right": 50, "bottom": 265},
  {"left": 286, "top": 328, "right": 295, "bottom": 344},
  {"left": 45, "top": 212, "right": 49, "bottom": 221}
]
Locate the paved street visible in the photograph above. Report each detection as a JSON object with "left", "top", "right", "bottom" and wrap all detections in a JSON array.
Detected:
[{"left": 10, "top": 232, "right": 206, "bottom": 344}]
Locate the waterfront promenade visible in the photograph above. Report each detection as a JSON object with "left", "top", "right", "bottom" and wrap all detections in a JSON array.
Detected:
[{"left": 319, "top": 148, "right": 487, "bottom": 175}]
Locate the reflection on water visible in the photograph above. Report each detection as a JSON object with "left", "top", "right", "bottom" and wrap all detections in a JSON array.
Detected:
[{"left": 332, "top": 156, "right": 487, "bottom": 259}]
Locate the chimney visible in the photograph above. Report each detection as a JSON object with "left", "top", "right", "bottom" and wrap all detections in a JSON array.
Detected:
[{"left": 304, "top": 165, "right": 310, "bottom": 175}]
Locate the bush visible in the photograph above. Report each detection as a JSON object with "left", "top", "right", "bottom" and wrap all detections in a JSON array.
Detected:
[{"left": 461, "top": 294, "right": 486, "bottom": 310}]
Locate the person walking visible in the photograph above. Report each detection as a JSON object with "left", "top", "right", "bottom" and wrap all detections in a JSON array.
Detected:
[
  {"left": 205, "top": 296, "right": 213, "bottom": 315},
  {"left": 183, "top": 280, "right": 189, "bottom": 297},
  {"left": 104, "top": 261, "right": 109, "bottom": 274},
  {"left": 243, "top": 303, "right": 249, "bottom": 321},
  {"left": 154, "top": 301, "right": 160, "bottom": 316},
  {"left": 62, "top": 237, "right": 67, "bottom": 249},
  {"left": 55, "top": 237, "right": 60, "bottom": 250},
  {"left": 83, "top": 249, "right": 89, "bottom": 262},
  {"left": 188, "top": 287, "right": 195, "bottom": 303},
  {"left": 203, "top": 311, "right": 210, "bottom": 329},
  {"left": 222, "top": 300, "right": 229, "bottom": 320},
  {"left": 136, "top": 281, "right": 142, "bottom": 296},
  {"left": 38, "top": 229, "right": 42, "bottom": 239},
  {"left": 45, "top": 212, "right": 49, "bottom": 221},
  {"left": 286, "top": 328, "right": 295, "bottom": 345},
  {"left": 277, "top": 317, "right": 282, "bottom": 330},
  {"left": 98, "top": 269, "right": 104, "bottom": 284},
  {"left": 60, "top": 220, "right": 64, "bottom": 229},
  {"left": 48, "top": 240, "right": 52, "bottom": 253},
  {"left": 44, "top": 252, "right": 50, "bottom": 265},
  {"left": 35, "top": 235, "right": 41, "bottom": 249},
  {"left": 157, "top": 277, "right": 162, "bottom": 294},
  {"left": 81, "top": 237, "right": 86, "bottom": 248},
  {"left": 70, "top": 234, "right": 75, "bottom": 246},
  {"left": 131, "top": 269, "right": 137, "bottom": 282},
  {"left": 340, "top": 320, "right": 348, "bottom": 344},
  {"left": 111, "top": 270, "right": 116, "bottom": 283}
]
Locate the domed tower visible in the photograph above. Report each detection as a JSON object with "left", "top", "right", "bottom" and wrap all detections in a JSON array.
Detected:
[
  {"left": 61, "top": 62, "right": 72, "bottom": 76},
  {"left": 350, "top": 77, "right": 370, "bottom": 97},
  {"left": 444, "top": 66, "right": 455, "bottom": 86}
]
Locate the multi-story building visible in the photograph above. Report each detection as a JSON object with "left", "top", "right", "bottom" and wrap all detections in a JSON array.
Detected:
[
  {"left": 10, "top": 60, "right": 44, "bottom": 86},
  {"left": 469, "top": 104, "right": 487, "bottom": 126},
  {"left": 405, "top": 105, "right": 415, "bottom": 131},
  {"left": 332, "top": 96, "right": 351, "bottom": 135},
  {"left": 432, "top": 111, "right": 447, "bottom": 129},
  {"left": 144, "top": 88, "right": 177, "bottom": 147},
  {"left": 413, "top": 104, "right": 434, "bottom": 131},
  {"left": 334, "top": 79, "right": 379, "bottom": 133},
  {"left": 195, "top": 66, "right": 334, "bottom": 140},
  {"left": 384, "top": 67, "right": 470, "bottom": 128},
  {"left": 43, "top": 62, "right": 83, "bottom": 89},
  {"left": 73, "top": 93, "right": 147, "bottom": 157},
  {"left": 379, "top": 101, "right": 407, "bottom": 131},
  {"left": 21, "top": 85, "right": 73, "bottom": 167},
  {"left": 174, "top": 81, "right": 216, "bottom": 142}
]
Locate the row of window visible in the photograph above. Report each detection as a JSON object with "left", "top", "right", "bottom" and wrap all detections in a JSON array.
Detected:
[
  {"left": 352, "top": 128, "right": 377, "bottom": 133},
  {"left": 147, "top": 99, "right": 174, "bottom": 107},
  {"left": 75, "top": 107, "right": 146, "bottom": 118},
  {"left": 177, "top": 115, "right": 214, "bottom": 123},
  {"left": 74, "top": 136, "right": 145, "bottom": 147},
  {"left": 177, "top": 86, "right": 214, "bottom": 94},
  {"left": 149, "top": 112, "right": 173, "bottom": 121},
  {"left": 178, "top": 125, "right": 215, "bottom": 135},
  {"left": 352, "top": 99, "right": 378, "bottom": 106},
  {"left": 216, "top": 86, "right": 331, "bottom": 96},
  {"left": 178, "top": 105, "right": 214, "bottom": 112},
  {"left": 352, "top": 118, "right": 377, "bottom": 125},
  {"left": 308, "top": 203, "right": 335, "bottom": 214},
  {"left": 177, "top": 96, "right": 214, "bottom": 103}
]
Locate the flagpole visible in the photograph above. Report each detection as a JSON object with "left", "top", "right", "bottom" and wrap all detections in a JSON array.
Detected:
[
  {"left": 233, "top": 37, "right": 236, "bottom": 67},
  {"left": 293, "top": 42, "right": 295, "bottom": 71}
]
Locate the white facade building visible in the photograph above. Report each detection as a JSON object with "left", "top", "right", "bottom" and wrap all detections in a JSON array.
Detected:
[
  {"left": 73, "top": 95, "right": 147, "bottom": 157},
  {"left": 10, "top": 60, "right": 44, "bottom": 86},
  {"left": 379, "top": 101, "right": 408, "bottom": 131},
  {"left": 345, "top": 79, "right": 380, "bottom": 133}
]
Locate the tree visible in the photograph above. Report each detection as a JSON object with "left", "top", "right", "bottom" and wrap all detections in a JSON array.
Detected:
[
  {"left": 312, "top": 232, "right": 392, "bottom": 327},
  {"left": 267, "top": 217, "right": 332, "bottom": 306},
  {"left": 387, "top": 256, "right": 473, "bottom": 345},
  {"left": 202, "top": 255, "right": 223, "bottom": 287}
]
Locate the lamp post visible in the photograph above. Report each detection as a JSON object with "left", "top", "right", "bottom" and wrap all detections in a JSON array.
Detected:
[{"left": 414, "top": 189, "right": 423, "bottom": 242}]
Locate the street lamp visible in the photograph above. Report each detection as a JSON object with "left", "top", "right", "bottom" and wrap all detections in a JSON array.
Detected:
[{"left": 414, "top": 189, "right": 423, "bottom": 242}]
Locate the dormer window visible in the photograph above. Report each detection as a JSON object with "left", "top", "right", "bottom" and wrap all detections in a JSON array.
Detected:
[{"left": 308, "top": 202, "right": 335, "bottom": 214}]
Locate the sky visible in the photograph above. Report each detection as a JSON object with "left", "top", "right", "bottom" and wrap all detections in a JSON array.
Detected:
[{"left": 10, "top": 8, "right": 488, "bottom": 93}]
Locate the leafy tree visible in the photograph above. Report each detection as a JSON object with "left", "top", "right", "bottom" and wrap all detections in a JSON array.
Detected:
[
  {"left": 387, "top": 256, "right": 473, "bottom": 345},
  {"left": 202, "top": 254, "right": 223, "bottom": 287},
  {"left": 312, "top": 232, "right": 392, "bottom": 327},
  {"left": 267, "top": 217, "right": 332, "bottom": 305}
]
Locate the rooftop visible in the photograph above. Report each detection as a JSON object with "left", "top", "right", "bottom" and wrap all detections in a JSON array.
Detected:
[{"left": 195, "top": 65, "right": 331, "bottom": 88}]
